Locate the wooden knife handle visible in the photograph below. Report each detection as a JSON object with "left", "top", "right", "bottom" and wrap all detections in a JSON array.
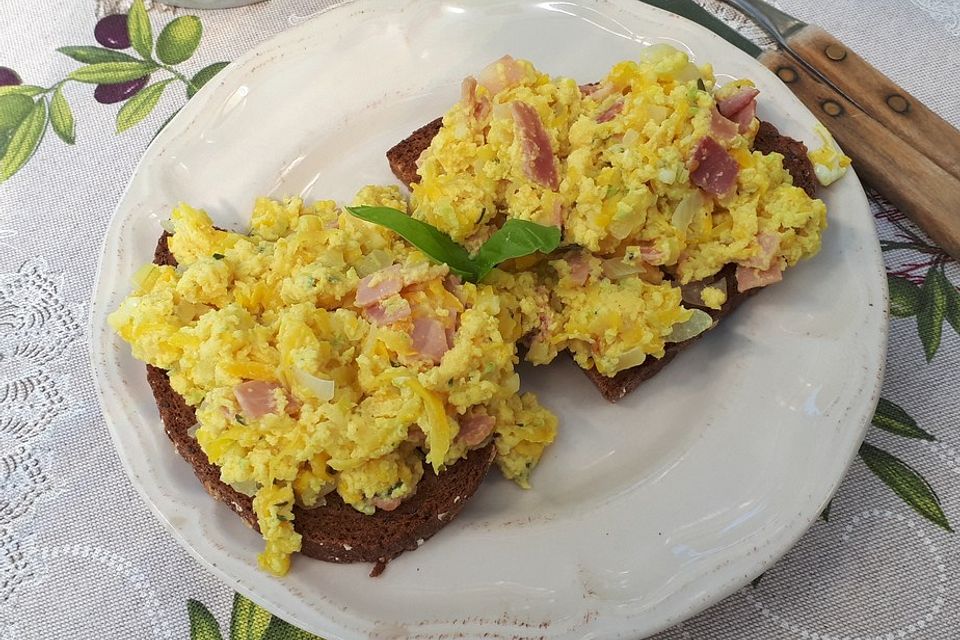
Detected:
[
  {"left": 758, "top": 48, "right": 960, "bottom": 261},
  {"left": 784, "top": 24, "right": 960, "bottom": 182}
]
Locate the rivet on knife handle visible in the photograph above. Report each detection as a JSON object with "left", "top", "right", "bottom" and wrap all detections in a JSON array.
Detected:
[
  {"left": 784, "top": 25, "right": 960, "bottom": 182},
  {"left": 759, "top": 49, "right": 960, "bottom": 261}
]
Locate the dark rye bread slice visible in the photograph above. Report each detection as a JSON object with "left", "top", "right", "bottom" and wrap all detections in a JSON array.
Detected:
[
  {"left": 147, "top": 232, "right": 495, "bottom": 571},
  {"left": 386, "top": 117, "right": 817, "bottom": 402}
]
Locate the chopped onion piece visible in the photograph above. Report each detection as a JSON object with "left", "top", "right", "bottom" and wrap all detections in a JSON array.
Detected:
[
  {"left": 671, "top": 190, "right": 705, "bottom": 232},
  {"left": 186, "top": 423, "right": 200, "bottom": 439},
  {"left": 667, "top": 309, "right": 715, "bottom": 343},
  {"left": 614, "top": 347, "right": 648, "bottom": 372},
  {"left": 355, "top": 249, "right": 394, "bottom": 277},
  {"left": 601, "top": 258, "right": 642, "bottom": 280},
  {"left": 293, "top": 367, "right": 335, "bottom": 402},
  {"left": 160, "top": 219, "right": 176, "bottom": 233},
  {"left": 228, "top": 479, "right": 258, "bottom": 497}
]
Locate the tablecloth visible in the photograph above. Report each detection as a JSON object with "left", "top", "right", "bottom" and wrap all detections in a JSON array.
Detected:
[{"left": 1, "top": 0, "right": 958, "bottom": 638}]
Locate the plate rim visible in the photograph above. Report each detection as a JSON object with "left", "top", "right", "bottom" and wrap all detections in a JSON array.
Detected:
[{"left": 88, "top": 0, "right": 888, "bottom": 637}]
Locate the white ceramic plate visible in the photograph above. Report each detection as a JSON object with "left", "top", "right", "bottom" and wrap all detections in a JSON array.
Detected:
[{"left": 89, "top": 1, "right": 887, "bottom": 637}]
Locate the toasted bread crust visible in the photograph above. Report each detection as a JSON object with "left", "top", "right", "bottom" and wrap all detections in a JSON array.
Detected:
[
  {"left": 386, "top": 115, "right": 815, "bottom": 402},
  {"left": 148, "top": 233, "right": 495, "bottom": 566}
]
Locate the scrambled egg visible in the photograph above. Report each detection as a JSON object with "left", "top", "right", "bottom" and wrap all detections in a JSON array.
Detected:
[
  {"left": 808, "top": 123, "right": 852, "bottom": 186},
  {"left": 110, "top": 45, "right": 833, "bottom": 576},
  {"left": 109, "top": 186, "right": 557, "bottom": 576}
]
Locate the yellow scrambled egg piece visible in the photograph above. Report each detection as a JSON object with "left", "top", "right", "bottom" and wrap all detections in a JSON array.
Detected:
[
  {"left": 109, "top": 188, "right": 556, "bottom": 575},
  {"left": 808, "top": 123, "right": 851, "bottom": 186}
]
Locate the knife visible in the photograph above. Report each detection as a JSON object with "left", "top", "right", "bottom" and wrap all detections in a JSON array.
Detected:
[{"left": 640, "top": 0, "right": 960, "bottom": 260}]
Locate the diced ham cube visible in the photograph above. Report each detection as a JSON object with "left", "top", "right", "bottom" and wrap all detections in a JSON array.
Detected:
[
  {"left": 457, "top": 412, "right": 496, "bottom": 447},
  {"left": 234, "top": 381, "right": 281, "bottom": 418},
  {"left": 354, "top": 265, "right": 403, "bottom": 307},
  {"left": 741, "top": 232, "right": 782, "bottom": 269},
  {"left": 689, "top": 137, "right": 739, "bottom": 196},
  {"left": 363, "top": 298, "right": 412, "bottom": 326},
  {"left": 717, "top": 87, "right": 759, "bottom": 118},
  {"left": 411, "top": 316, "right": 450, "bottom": 364},
  {"left": 736, "top": 264, "right": 783, "bottom": 292},
  {"left": 511, "top": 101, "right": 559, "bottom": 190},
  {"left": 596, "top": 100, "right": 623, "bottom": 123},
  {"left": 477, "top": 55, "right": 528, "bottom": 96}
]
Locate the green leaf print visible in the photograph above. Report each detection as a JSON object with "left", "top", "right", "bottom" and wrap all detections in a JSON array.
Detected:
[
  {"left": 0, "top": 98, "right": 47, "bottom": 183},
  {"left": 49, "top": 86, "right": 75, "bottom": 144},
  {"left": 941, "top": 271, "right": 960, "bottom": 336},
  {"left": 859, "top": 442, "right": 952, "bottom": 532},
  {"left": 887, "top": 275, "right": 921, "bottom": 318},
  {"left": 262, "top": 617, "right": 322, "bottom": 640},
  {"left": 116, "top": 79, "right": 172, "bottom": 133},
  {"left": 229, "top": 593, "right": 272, "bottom": 640},
  {"left": 68, "top": 61, "right": 158, "bottom": 84},
  {"left": 188, "top": 61, "right": 230, "bottom": 98},
  {"left": 0, "top": 93, "right": 35, "bottom": 157},
  {"left": 917, "top": 266, "right": 947, "bottom": 361},
  {"left": 128, "top": 0, "right": 154, "bottom": 60},
  {"left": 872, "top": 397, "right": 934, "bottom": 440},
  {"left": 57, "top": 45, "right": 140, "bottom": 64},
  {"left": 0, "top": 85, "right": 44, "bottom": 98},
  {"left": 188, "top": 599, "right": 225, "bottom": 640},
  {"left": 156, "top": 15, "right": 203, "bottom": 65}
]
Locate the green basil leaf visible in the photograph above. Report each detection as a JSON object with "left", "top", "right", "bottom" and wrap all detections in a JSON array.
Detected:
[
  {"left": 57, "top": 45, "right": 140, "bottom": 64},
  {"left": 188, "top": 61, "right": 229, "bottom": 98},
  {"left": 116, "top": 79, "right": 172, "bottom": 133},
  {"left": 156, "top": 15, "right": 203, "bottom": 65},
  {"left": 0, "top": 94, "right": 35, "bottom": 133},
  {"left": 938, "top": 268, "right": 960, "bottom": 336},
  {"left": 872, "top": 397, "right": 933, "bottom": 440},
  {"left": 68, "top": 61, "right": 157, "bottom": 84},
  {"left": 187, "top": 599, "right": 224, "bottom": 640},
  {"left": 128, "top": 0, "right": 154, "bottom": 60},
  {"left": 229, "top": 593, "right": 271, "bottom": 640},
  {"left": 346, "top": 206, "right": 478, "bottom": 281},
  {"left": 0, "top": 85, "right": 44, "bottom": 98},
  {"left": 887, "top": 275, "right": 921, "bottom": 318},
  {"left": 49, "top": 86, "right": 75, "bottom": 144},
  {"left": 0, "top": 98, "right": 47, "bottom": 183},
  {"left": 472, "top": 219, "right": 562, "bottom": 280},
  {"left": 917, "top": 266, "right": 946, "bottom": 362},
  {"left": 859, "top": 442, "right": 952, "bottom": 532}
]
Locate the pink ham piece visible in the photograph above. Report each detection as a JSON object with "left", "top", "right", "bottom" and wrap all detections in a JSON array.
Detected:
[
  {"left": 372, "top": 496, "right": 402, "bottom": 511},
  {"left": 363, "top": 298, "right": 412, "bottom": 326},
  {"left": 596, "top": 100, "right": 624, "bottom": 123},
  {"left": 730, "top": 98, "right": 757, "bottom": 133},
  {"left": 710, "top": 107, "right": 738, "bottom": 142},
  {"left": 639, "top": 245, "right": 664, "bottom": 265},
  {"left": 354, "top": 265, "right": 403, "bottom": 307},
  {"left": 458, "top": 412, "right": 496, "bottom": 447},
  {"left": 511, "top": 101, "right": 559, "bottom": 190},
  {"left": 411, "top": 316, "right": 450, "bottom": 364},
  {"left": 444, "top": 309, "right": 459, "bottom": 349},
  {"left": 741, "top": 232, "right": 782, "bottom": 269},
  {"left": 736, "top": 264, "right": 783, "bottom": 292},
  {"left": 234, "top": 381, "right": 281, "bottom": 419},
  {"left": 690, "top": 137, "right": 739, "bottom": 196},
  {"left": 460, "top": 76, "right": 491, "bottom": 121},
  {"left": 580, "top": 82, "right": 615, "bottom": 100},
  {"left": 717, "top": 87, "right": 759, "bottom": 134},
  {"left": 565, "top": 253, "right": 590, "bottom": 285},
  {"left": 717, "top": 87, "right": 759, "bottom": 118},
  {"left": 478, "top": 55, "right": 527, "bottom": 96}
]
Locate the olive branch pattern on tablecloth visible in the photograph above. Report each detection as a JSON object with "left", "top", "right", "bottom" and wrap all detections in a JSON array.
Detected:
[{"left": 0, "top": 0, "right": 227, "bottom": 183}]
